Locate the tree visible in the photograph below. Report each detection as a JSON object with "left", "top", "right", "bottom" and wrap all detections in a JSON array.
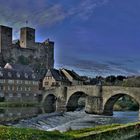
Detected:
[
  {"left": 116, "top": 75, "right": 126, "bottom": 81},
  {"left": 105, "top": 75, "right": 116, "bottom": 84}
]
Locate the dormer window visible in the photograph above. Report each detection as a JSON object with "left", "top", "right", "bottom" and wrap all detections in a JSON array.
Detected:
[
  {"left": 25, "top": 73, "right": 28, "bottom": 78},
  {"left": 32, "top": 74, "right": 35, "bottom": 79},
  {"left": 16, "top": 72, "right": 20, "bottom": 78},
  {"left": 8, "top": 72, "right": 12, "bottom": 77},
  {"left": 0, "top": 71, "right": 3, "bottom": 76}
]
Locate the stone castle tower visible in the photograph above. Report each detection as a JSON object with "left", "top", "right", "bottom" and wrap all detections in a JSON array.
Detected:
[
  {"left": 0, "top": 25, "right": 54, "bottom": 71},
  {"left": 20, "top": 27, "right": 35, "bottom": 49},
  {"left": 0, "top": 25, "right": 12, "bottom": 52}
]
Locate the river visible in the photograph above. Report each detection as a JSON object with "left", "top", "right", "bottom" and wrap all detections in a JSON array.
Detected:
[{"left": 0, "top": 107, "right": 139, "bottom": 132}]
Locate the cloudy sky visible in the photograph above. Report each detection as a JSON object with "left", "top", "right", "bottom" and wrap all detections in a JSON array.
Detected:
[{"left": 1, "top": 0, "right": 140, "bottom": 76}]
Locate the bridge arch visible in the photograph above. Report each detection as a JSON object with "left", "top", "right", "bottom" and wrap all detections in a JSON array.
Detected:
[
  {"left": 103, "top": 93, "right": 139, "bottom": 116},
  {"left": 66, "top": 91, "right": 87, "bottom": 111},
  {"left": 43, "top": 94, "right": 57, "bottom": 113}
]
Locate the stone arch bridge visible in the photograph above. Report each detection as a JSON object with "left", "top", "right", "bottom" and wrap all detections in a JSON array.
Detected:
[{"left": 41, "top": 85, "right": 140, "bottom": 116}]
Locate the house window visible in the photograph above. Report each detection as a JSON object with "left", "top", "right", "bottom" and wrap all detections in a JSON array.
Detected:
[
  {"left": 25, "top": 81, "right": 28, "bottom": 84},
  {"left": 0, "top": 92, "right": 4, "bottom": 97},
  {"left": 8, "top": 72, "right": 12, "bottom": 77},
  {"left": 17, "top": 93, "right": 21, "bottom": 97},
  {"left": 8, "top": 80, "right": 14, "bottom": 84},
  {"left": 0, "top": 71, "right": 3, "bottom": 76},
  {"left": 9, "top": 93, "right": 13, "bottom": 98},
  {"left": 28, "top": 87, "right": 31, "bottom": 91},
  {"left": 12, "top": 86, "right": 14, "bottom": 91},
  {"left": 56, "top": 82, "right": 59, "bottom": 86},
  {"left": 0, "top": 80, "right": 4, "bottom": 83},
  {"left": 32, "top": 74, "right": 36, "bottom": 79},
  {"left": 17, "top": 80, "right": 22, "bottom": 84},
  {"left": 8, "top": 86, "right": 11, "bottom": 91},
  {"left": 0, "top": 86, "right": 3, "bottom": 90},
  {"left": 16, "top": 72, "right": 20, "bottom": 78},
  {"left": 52, "top": 82, "right": 56, "bottom": 86},
  {"left": 34, "top": 81, "right": 38, "bottom": 85},
  {"left": 3, "top": 86, "right": 5, "bottom": 91},
  {"left": 16, "top": 87, "right": 19, "bottom": 91},
  {"left": 24, "top": 73, "right": 28, "bottom": 78},
  {"left": 45, "top": 82, "right": 48, "bottom": 85}
]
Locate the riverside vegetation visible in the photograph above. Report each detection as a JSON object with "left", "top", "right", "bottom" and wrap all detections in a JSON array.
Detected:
[{"left": 0, "top": 122, "right": 140, "bottom": 140}]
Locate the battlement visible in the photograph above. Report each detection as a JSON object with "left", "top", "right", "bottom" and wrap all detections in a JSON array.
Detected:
[
  {"left": 0, "top": 25, "right": 54, "bottom": 69},
  {"left": 0, "top": 25, "right": 36, "bottom": 50},
  {"left": 20, "top": 27, "right": 35, "bottom": 49},
  {"left": 0, "top": 25, "right": 12, "bottom": 52}
]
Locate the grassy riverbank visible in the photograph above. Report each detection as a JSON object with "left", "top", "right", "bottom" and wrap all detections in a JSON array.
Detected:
[
  {"left": 67, "top": 122, "right": 140, "bottom": 140},
  {"left": 0, "top": 122, "right": 140, "bottom": 140}
]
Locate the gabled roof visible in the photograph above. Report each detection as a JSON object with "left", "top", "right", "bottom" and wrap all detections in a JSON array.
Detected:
[
  {"left": 4, "top": 63, "right": 33, "bottom": 72},
  {"left": 62, "top": 69, "right": 83, "bottom": 81},
  {"left": 45, "top": 69, "right": 70, "bottom": 82},
  {"left": 3, "top": 63, "right": 39, "bottom": 81}
]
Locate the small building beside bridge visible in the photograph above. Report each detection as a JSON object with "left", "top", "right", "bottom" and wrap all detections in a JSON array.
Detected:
[
  {"left": 42, "top": 68, "right": 84, "bottom": 89},
  {"left": 42, "top": 69, "right": 71, "bottom": 89}
]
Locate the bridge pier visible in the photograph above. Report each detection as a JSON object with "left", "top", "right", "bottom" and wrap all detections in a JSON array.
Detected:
[
  {"left": 56, "top": 98, "right": 67, "bottom": 112},
  {"left": 56, "top": 87, "right": 67, "bottom": 112},
  {"left": 85, "top": 96, "right": 103, "bottom": 114}
]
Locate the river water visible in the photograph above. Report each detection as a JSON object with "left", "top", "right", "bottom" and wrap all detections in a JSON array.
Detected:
[{"left": 0, "top": 107, "right": 139, "bottom": 132}]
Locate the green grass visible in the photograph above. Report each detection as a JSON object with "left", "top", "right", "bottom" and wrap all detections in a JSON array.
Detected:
[
  {"left": 0, "top": 122, "right": 140, "bottom": 140},
  {"left": 65, "top": 124, "right": 121, "bottom": 136},
  {"left": 66, "top": 122, "right": 140, "bottom": 140},
  {"left": 0, "top": 126, "right": 74, "bottom": 140}
]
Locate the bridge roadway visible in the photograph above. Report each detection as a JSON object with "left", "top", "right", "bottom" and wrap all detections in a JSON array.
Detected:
[{"left": 41, "top": 85, "right": 140, "bottom": 116}]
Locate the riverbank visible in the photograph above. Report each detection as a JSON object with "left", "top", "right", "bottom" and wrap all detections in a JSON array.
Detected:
[
  {"left": 67, "top": 122, "right": 140, "bottom": 140},
  {"left": 1, "top": 122, "right": 140, "bottom": 140}
]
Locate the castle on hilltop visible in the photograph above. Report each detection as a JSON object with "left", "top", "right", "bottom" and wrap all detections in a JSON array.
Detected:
[{"left": 0, "top": 25, "right": 54, "bottom": 72}]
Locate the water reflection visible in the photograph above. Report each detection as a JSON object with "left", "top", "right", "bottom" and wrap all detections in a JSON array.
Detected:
[
  {"left": 113, "top": 111, "right": 139, "bottom": 123},
  {"left": 0, "top": 107, "right": 52, "bottom": 124}
]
